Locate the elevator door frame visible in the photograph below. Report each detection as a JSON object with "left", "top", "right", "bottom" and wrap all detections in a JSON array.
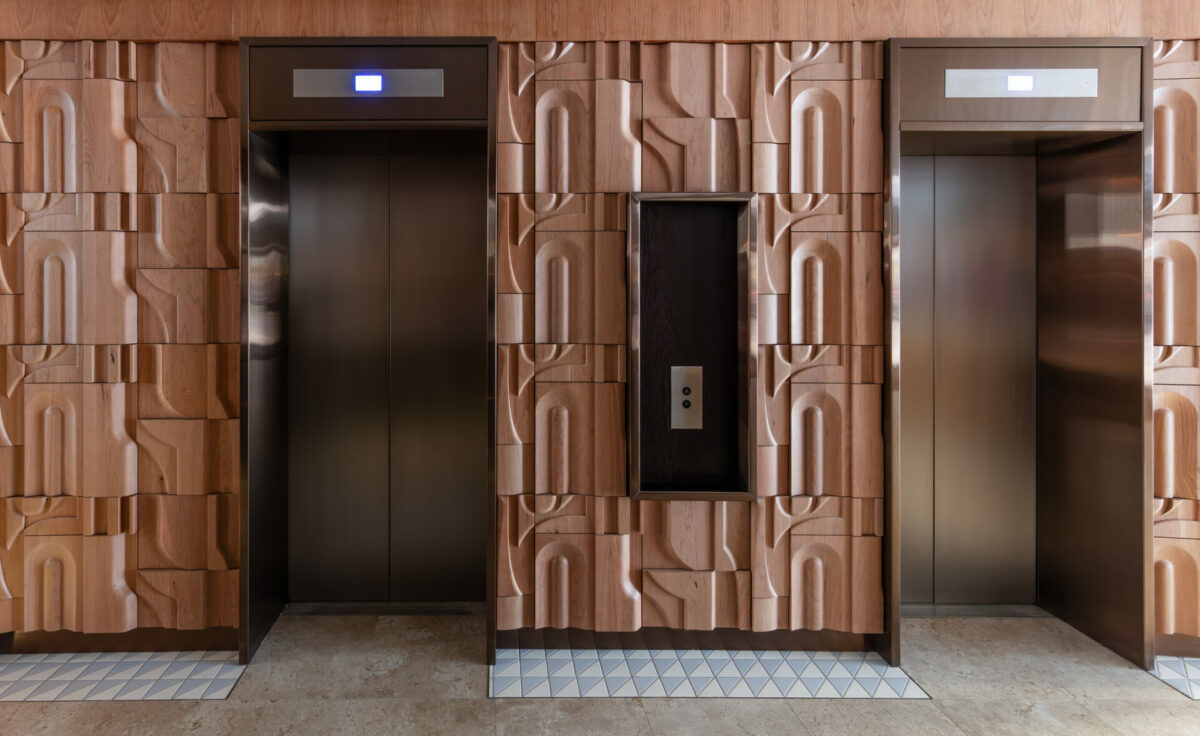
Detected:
[
  {"left": 883, "top": 37, "right": 1155, "bottom": 668},
  {"left": 239, "top": 37, "right": 498, "bottom": 665}
]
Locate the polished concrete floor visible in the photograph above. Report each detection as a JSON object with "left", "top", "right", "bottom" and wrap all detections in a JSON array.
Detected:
[{"left": 3, "top": 614, "right": 1200, "bottom": 735}]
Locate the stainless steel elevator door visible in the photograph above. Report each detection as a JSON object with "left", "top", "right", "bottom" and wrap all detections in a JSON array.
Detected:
[
  {"left": 389, "top": 142, "right": 487, "bottom": 602},
  {"left": 932, "top": 156, "right": 1037, "bottom": 604},
  {"left": 288, "top": 147, "right": 392, "bottom": 601}
]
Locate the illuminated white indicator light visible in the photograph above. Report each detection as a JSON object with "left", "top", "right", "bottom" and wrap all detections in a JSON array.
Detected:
[
  {"left": 1007, "top": 74, "right": 1034, "bottom": 92},
  {"left": 354, "top": 74, "right": 383, "bottom": 93}
]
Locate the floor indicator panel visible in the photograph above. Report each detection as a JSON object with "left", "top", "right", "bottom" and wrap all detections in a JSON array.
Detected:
[
  {"left": 0, "top": 651, "right": 244, "bottom": 702},
  {"left": 489, "top": 648, "right": 928, "bottom": 699}
]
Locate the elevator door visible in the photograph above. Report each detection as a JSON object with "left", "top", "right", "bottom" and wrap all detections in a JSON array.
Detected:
[
  {"left": 901, "top": 154, "right": 1038, "bottom": 604},
  {"left": 288, "top": 132, "right": 487, "bottom": 604}
]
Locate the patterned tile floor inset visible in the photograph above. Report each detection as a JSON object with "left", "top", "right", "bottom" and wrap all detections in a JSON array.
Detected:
[
  {"left": 1153, "top": 655, "right": 1200, "bottom": 698},
  {"left": 0, "top": 651, "right": 244, "bottom": 702},
  {"left": 489, "top": 648, "right": 928, "bottom": 699}
]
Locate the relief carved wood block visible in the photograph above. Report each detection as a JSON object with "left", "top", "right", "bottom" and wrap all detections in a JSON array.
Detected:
[
  {"left": 137, "top": 193, "right": 238, "bottom": 269},
  {"left": 498, "top": 143, "right": 534, "bottom": 194},
  {"left": 534, "top": 381, "right": 624, "bottom": 496},
  {"left": 533, "top": 532, "right": 641, "bottom": 632},
  {"left": 640, "top": 501, "right": 750, "bottom": 572},
  {"left": 1155, "top": 78, "right": 1200, "bottom": 194},
  {"left": 535, "top": 79, "right": 641, "bottom": 193},
  {"left": 22, "top": 533, "right": 137, "bottom": 634},
  {"left": 757, "top": 194, "right": 883, "bottom": 294},
  {"left": 496, "top": 293, "right": 533, "bottom": 344},
  {"left": 758, "top": 345, "right": 884, "bottom": 447},
  {"left": 1155, "top": 385, "right": 1200, "bottom": 500},
  {"left": 137, "top": 344, "right": 238, "bottom": 419},
  {"left": 757, "top": 383, "right": 882, "bottom": 498},
  {"left": 136, "top": 268, "right": 238, "bottom": 344},
  {"left": 23, "top": 383, "right": 137, "bottom": 498},
  {"left": 498, "top": 194, "right": 534, "bottom": 294},
  {"left": 758, "top": 231, "right": 883, "bottom": 346},
  {"left": 137, "top": 419, "right": 237, "bottom": 495},
  {"left": 534, "top": 192, "right": 626, "bottom": 232},
  {"left": 138, "top": 493, "right": 237, "bottom": 571},
  {"left": 642, "top": 569, "right": 749, "bottom": 630},
  {"left": 754, "top": 80, "right": 882, "bottom": 195},
  {"left": 1157, "top": 345, "right": 1200, "bottom": 385},
  {"left": 138, "top": 42, "right": 239, "bottom": 120},
  {"left": 534, "top": 230, "right": 625, "bottom": 345},
  {"left": 1156, "top": 193, "right": 1200, "bottom": 232},
  {"left": 1156, "top": 536, "right": 1200, "bottom": 637},
  {"left": 787, "top": 534, "right": 882, "bottom": 634},
  {"left": 499, "top": 42, "right": 534, "bottom": 144},
  {"left": 1156, "top": 498, "right": 1200, "bottom": 539},
  {"left": 0, "top": 143, "right": 18, "bottom": 193},
  {"left": 789, "top": 42, "right": 883, "bottom": 81},
  {"left": 1156, "top": 40, "right": 1200, "bottom": 80},
  {"left": 6, "top": 344, "right": 135, "bottom": 386},
  {"left": 15, "top": 192, "right": 135, "bottom": 233},
  {"left": 1155, "top": 232, "right": 1200, "bottom": 346},
  {"left": 135, "top": 117, "right": 238, "bottom": 194},
  {"left": 642, "top": 43, "right": 748, "bottom": 120},
  {"left": 22, "top": 79, "right": 137, "bottom": 193},
  {"left": 643, "top": 117, "right": 749, "bottom": 193},
  {"left": 8, "top": 41, "right": 134, "bottom": 83},
  {"left": 136, "top": 569, "right": 237, "bottom": 630},
  {"left": 21, "top": 231, "right": 137, "bottom": 345},
  {"left": 534, "top": 42, "right": 640, "bottom": 82}
]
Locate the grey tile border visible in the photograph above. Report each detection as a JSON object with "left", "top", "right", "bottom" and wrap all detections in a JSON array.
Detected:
[{"left": 0, "top": 651, "right": 244, "bottom": 702}]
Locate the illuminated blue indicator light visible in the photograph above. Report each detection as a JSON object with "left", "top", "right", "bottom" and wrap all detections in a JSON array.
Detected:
[{"left": 354, "top": 74, "right": 383, "bottom": 93}]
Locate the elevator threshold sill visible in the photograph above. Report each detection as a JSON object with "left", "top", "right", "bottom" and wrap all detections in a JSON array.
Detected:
[{"left": 901, "top": 604, "right": 1052, "bottom": 618}]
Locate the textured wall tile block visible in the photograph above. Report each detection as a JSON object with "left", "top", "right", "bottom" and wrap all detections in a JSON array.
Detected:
[
  {"left": 23, "top": 383, "right": 137, "bottom": 498},
  {"left": 497, "top": 595, "right": 534, "bottom": 630},
  {"left": 496, "top": 293, "right": 533, "bottom": 344},
  {"left": 136, "top": 569, "right": 237, "bottom": 630},
  {"left": 534, "top": 193, "right": 626, "bottom": 231},
  {"left": 534, "top": 533, "right": 595, "bottom": 629},
  {"left": 137, "top": 268, "right": 238, "bottom": 344},
  {"left": 21, "top": 231, "right": 137, "bottom": 345},
  {"left": 1155, "top": 233, "right": 1200, "bottom": 346},
  {"left": 533, "top": 494, "right": 639, "bottom": 535},
  {"left": 757, "top": 383, "right": 883, "bottom": 499},
  {"left": 756, "top": 231, "right": 882, "bottom": 345},
  {"left": 1156, "top": 498, "right": 1200, "bottom": 539},
  {"left": 643, "top": 569, "right": 748, "bottom": 630},
  {"left": 499, "top": 43, "right": 535, "bottom": 144},
  {"left": 752, "top": 142, "right": 788, "bottom": 193},
  {"left": 137, "top": 193, "right": 237, "bottom": 269},
  {"left": 751, "top": 496, "right": 794, "bottom": 605},
  {"left": 790, "top": 42, "right": 883, "bottom": 81},
  {"left": 1156, "top": 345, "right": 1200, "bottom": 385},
  {"left": 643, "top": 117, "right": 749, "bottom": 192},
  {"left": 758, "top": 345, "right": 884, "bottom": 447},
  {"left": 642, "top": 43, "right": 749, "bottom": 120},
  {"left": 0, "top": 295, "right": 20, "bottom": 343},
  {"left": 137, "top": 117, "right": 237, "bottom": 193},
  {"left": 22, "top": 533, "right": 137, "bottom": 634},
  {"left": 18, "top": 192, "right": 135, "bottom": 232},
  {"left": 205, "top": 43, "right": 238, "bottom": 119},
  {"left": 11, "top": 41, "right": 84, "bottom": 80},
  {"left": 751, "top": 43, "right": 794, "bottom": 144},
  {"left": 498, "top": 143, "right": 534, "bottom": 194},
  {"left": 641, "top": 501, "right": 750, "bottom": 572},
  {"left": 137, "top": 419, "right": 237, "bottom": 495},
  {"left": 789, "top": 535, "right": 882, "bottom": 633},
  {"left": 1155, "top": 78, "right": 1200, "bottom": 194},
  {"left": 535, "top": 42, "right": 640, "bottom": 82},
  {"left": 7, "top": 344, "right": 136, "bottom": 385},
  {"left": 534, "top": 230, "right": 625, "bottom": 344},
  {"left": 498, "top": 495, "right": 535, "bottom": 597},
  {"left": 534, "top": 382, "right": 624, "bottom": 496},
  {"left": 788, "top": 496, "right": 883, "bottom": 536},
  {"left": 23, "top": 79, "right": 136, "bottom": 193},
  {"left": 1155, "top": 385, "right": 1200, "bottom": 500},
  {"left": 498, "top": 344, "right": 535, "bottom": 446},
  {"left": 758, "top": 195, "right": 883, "bottom": 292},
  {"left": 532, "top": 343, "right": 627, "bottom": 383},
  {"left": 137, "top": 344, "right": 238, "bottom": 419},
  {"left": 1155, "top": 40, "right": 1200, "bottom": 81},
  {"left": 138, "top": 43, "right": 206, "bottom": 119},
  {"left": 1156, "top": 536, "right": 1200, "bottom": 637},
  {"left": 139, "top": 493, "right": 237, "bottom": 570},
  {"left": 0, "top": 143, "right": 19, "bottom": 192},
  {"left": 498, "top": 194, "right": 534, "bottom": 294},
  {"left": 1155, "top": 193, "right": 1200, "bottom": 232},
  {"left": 789, "top": 80, "right": 882, "bottom": 194},
  {"left": 498, "top": 443, "right": 535, "bottom": 496},
  {"left": 0, "top": 56, "right": 22, "bottom": 144},
  {"left": 594, "top": 532, "right": 641, "bottom": 631},
  {"left": 535, "top": 79, "right": 641, "bottom": 193}
]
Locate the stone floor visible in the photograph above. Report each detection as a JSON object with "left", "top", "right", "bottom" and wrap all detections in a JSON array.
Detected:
[{"left": 3, "top": 614, "right": 1200, "bottom": 735}]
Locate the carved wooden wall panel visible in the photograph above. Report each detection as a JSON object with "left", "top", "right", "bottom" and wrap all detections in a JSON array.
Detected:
[
  {"left": 1156, "top": 41, "right": 1200, "bottom": 644},
  {"left": 498, "top": 40, "right": 884, "bottom": 637},
  {"left": 0, "top": 40, "right": 240, "bottom": 638}
]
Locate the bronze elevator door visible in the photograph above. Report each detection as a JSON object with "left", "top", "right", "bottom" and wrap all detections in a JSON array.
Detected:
[
  {"left": 900, "top": 155, "right": 1038, "bottom": 605},
  {"left": 287, "top": 132, "right": 487, "bottom": 604}
]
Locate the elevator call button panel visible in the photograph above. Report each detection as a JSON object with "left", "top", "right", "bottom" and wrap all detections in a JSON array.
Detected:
[{"left": 670, "top": 366, "right": 703, "bottom": 430}]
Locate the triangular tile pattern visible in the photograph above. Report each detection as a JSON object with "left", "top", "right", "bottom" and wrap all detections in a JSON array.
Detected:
[
  {"left": 1153, "top": 656, "right": 1200, "bottom": 698},
  {"left": 0, "top": 651, "right": 243, "bottom": 702},
  {"left": 489, "top": 648, "right": 928, "bottom": 699}
]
